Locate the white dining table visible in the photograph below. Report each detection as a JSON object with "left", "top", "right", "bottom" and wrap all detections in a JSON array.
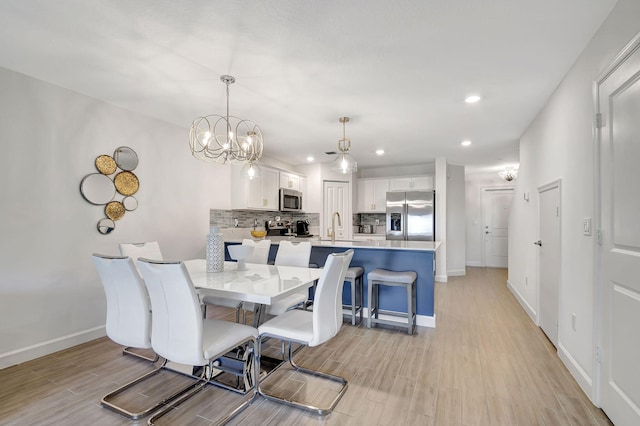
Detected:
[{"left": 184, "top": 259, "right": 322, "bottom": 326}]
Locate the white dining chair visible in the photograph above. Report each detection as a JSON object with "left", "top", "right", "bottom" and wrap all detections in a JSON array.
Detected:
[
  {"left": 91, "top": 253, "right": 160, "bottom": 419},
  {"left": 266, "top": 240, "right": 312, "bottom": 316},
  {"left": 137, "top": 258, "right": 259, "bottom": 425},
  {"left": 119, "top": 241, "right": 163, "bottom": 262},
  {"left": 257, "top": 249, "right": 353, "bottom": 415},
  {"left": 242, "top": 238, "right": 272, "bottom": 264},
  {"left": 202, "top": 239, "right": 272, "bottom": 322}
]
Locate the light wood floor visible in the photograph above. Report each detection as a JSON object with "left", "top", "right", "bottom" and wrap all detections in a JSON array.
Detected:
[{"left": 0, "top": 267, "right": 612, "bottom": 425}]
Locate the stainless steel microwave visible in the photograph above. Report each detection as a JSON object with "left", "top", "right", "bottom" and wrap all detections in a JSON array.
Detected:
[{"left": 279, "top": 188, "right": 303, "bottom": 212}]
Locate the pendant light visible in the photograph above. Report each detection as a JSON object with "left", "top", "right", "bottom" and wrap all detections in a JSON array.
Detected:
[
  {"left": 331, "top": 117, "right": 357, "bottom": 174},
  {"left": 189, "top": 75, "right": 263, "bottom": 167},
  {"left": 498, "top": 167, "right": 518, "bottom": 181}
]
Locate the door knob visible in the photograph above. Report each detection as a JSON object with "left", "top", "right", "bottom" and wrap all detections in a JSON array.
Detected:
[
  {"left": 485, "top": 231, "right": 490, "bottom": 234},
  {"left": 534, "top": 240, "right": 542, "bottom": 246}
]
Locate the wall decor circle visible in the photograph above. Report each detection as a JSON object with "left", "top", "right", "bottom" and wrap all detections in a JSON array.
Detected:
[
  {"left": 80, "top": 173, "right": 116, "bottom": 205},
  {"left": 114, "top": 146, "right": 139, "bottom": 171},
  {"left": 105, "top": 201, "right": 126, "bottom": 220},
  {"left": 122, "top": 196, "right": 138, "bottom": 211},
  {"left": 97, "top": 218, "right": 116, "bottom": 234},
  {"left": 82, "top": 147, "right": 139, "bottom": 234},
  {"left": 95, "top": 155, "right": 117, "bottom": 175},
  {"left": 114, "top": 171, "right": 139, "bottom": 196}
]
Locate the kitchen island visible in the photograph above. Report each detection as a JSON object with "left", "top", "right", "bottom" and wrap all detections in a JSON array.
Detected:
[{"left": 224, "top": 237, "right": 440, "bottom": 328}]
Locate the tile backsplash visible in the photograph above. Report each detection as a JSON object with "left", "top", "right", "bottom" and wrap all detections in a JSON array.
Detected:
[
  {"left": 210, "top": 209, "right": 380, "bottom": 230},
  {"left": 210, "top": 209, "right": 319, "bottom": 229}
]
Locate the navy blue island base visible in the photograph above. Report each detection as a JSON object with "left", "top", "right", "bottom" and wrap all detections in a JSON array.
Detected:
[{"left": 224, "top": 240, "right": 437, "bottom": 323}]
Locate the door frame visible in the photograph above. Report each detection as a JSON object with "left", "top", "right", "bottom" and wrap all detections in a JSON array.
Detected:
[
  {"left": 592, "top": 31, "right": 640, "bottom": 409},
  {"left": 480, "top": 185, "right": 514, "bottom": 267},
  {"left": 537, "top": 179, "right": 562, "bottom": 346}
]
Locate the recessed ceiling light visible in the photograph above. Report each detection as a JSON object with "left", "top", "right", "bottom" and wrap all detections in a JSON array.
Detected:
[
  {"left": 306, "top": 156, "right": 314, "bottom": 162},
  {"left": 461, "top": 140, "right": 472, "bottom": 146},
  {"left": 376, "top": 149, "right": 385, "bottom": 155},
  {"left": 465, "top": 95, "right": 481, "bottom": 103}
]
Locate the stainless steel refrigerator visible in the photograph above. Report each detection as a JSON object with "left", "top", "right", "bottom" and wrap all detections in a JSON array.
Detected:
[{"left": 386, "top": 191, "right": 435, "bottom": 241}]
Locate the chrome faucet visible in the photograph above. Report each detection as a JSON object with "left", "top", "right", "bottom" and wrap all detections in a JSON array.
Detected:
[{"left": 330, "top": 211, "right": 342, "bottom": 243}]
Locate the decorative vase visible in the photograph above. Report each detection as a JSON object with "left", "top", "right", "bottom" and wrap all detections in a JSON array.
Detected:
[{"left": 206, "top": 227, "right": 224, "bottom": 273}]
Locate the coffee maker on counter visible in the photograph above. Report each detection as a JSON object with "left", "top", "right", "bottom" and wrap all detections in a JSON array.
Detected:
[{"left": 296, "top": 220, "right": 312, "bottom": 237}]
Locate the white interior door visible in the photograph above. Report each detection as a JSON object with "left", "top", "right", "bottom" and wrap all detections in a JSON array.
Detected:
[
  {"left": 323, "top": 181, "right": 349, "bottom": 240},
  {"left": 482, "top": 188, "right": 513, "bottom": 267},
  {"left": 538, "top": 182, "right": 560, "bottom": 347},
  {"left": 597, "top": 34, "right": 640, "bottom": 426}
]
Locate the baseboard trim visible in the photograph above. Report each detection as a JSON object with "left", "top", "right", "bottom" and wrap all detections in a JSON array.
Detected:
[
  {"left": 466, "top": 261, "right": 482, "bottom": 267},
  {"left": 558, "top": 342, "right": 595, "bottom": 404},
  {"left": 0, "top": 325, "right": 106, "bottom": 370},
  {"left": 507, "top": 279, "right": 537, "bottom": 323},
  {"left": 447, "top": 269, "right": 466, "bottom": 277},
  {"left": 362, "top": 308, "right": 436, "bottom": 328},
  {"left": 435, "top": 274, "right": 448, "bottom": 283}
]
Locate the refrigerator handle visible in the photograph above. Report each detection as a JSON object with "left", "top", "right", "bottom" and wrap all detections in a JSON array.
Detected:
[{"left": 403, "top": 203, "right": 408, "bottom": 240}]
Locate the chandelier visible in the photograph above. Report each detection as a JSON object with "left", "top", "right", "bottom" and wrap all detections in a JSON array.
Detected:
[
  {"left": 330, "top": 117, "right": 357, "bottom": 174},
  {"left": 498, "top": 167, "right": 518, "bottom": 181},
  {"left": 189, "top": 75, "right": 263, "bottom": 166}
]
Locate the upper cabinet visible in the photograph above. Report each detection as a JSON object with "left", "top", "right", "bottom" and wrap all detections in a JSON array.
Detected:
[
  {"left": 231, "top": 166, "right": 279, "bottom": 210},
  {"left": 231, "top": 167, "right": 308, "bottom": 211},
  {"left": 388, "top": 175, "right": 433, "bottom": 191},
  {"left": 357, "top": 178, "right": 389, "bottom": 213},
  {"left": 279, "top": 171, "right": 300, "bottom": 191}
]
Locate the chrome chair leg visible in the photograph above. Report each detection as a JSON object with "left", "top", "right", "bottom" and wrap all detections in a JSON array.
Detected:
[
  {"left": 257, "top": 338, "right": 348, "bottom": 416},
  {"left": 122, "top": 346, "right": 159, "bottom": 362},
  {"left": 148, "top": 338, "right": 258, "bottom": 426},
  {"left": 101, "top": 359, "right": 205, "bottom": 421}
]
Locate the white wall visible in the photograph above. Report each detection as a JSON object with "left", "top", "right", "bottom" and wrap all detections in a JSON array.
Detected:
[
  {"left": 446, "top": 165, "right": 466, "bottom": 276},
  {"left": 434, "top": 158, "right": 447, "bottom": 282},
  {"left": 508, "top": 0, "right": 640, "bottom": 401},
  {"left": 0, "top": 66, "right": 230, "bottom": 368}
]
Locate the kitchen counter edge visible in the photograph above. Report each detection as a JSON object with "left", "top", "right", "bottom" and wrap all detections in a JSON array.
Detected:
[{"left": 225, "top": 237, "right": 440, "bottom": 252}]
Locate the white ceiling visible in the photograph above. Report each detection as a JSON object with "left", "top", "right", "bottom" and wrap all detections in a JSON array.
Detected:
[{"left": 0, "top": 0, "right": 618, "bottom": 172}]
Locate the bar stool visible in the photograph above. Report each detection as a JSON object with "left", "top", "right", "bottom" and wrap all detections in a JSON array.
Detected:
[
  {"left": 367, "top": 269, "right": 417, "bottom": 335},
  {"left": 343, "top": 267, "right": 364, "bottom": 325}
]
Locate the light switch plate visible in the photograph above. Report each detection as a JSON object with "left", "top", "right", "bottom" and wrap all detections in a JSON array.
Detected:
[{"left": 583, "top": 217, "right": 592, "bottom": 236}]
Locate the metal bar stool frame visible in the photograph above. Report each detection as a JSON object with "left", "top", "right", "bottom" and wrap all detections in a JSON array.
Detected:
[
  {"left": 343, "top": 266, "right": 364, "bottom": 325},
  {"left": 367, "top": 269, "right": 417, "bottom": 335}
]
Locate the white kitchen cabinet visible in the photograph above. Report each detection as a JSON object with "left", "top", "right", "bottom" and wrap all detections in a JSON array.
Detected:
[
  {"left": 231, "top": 166, "right": 279, "bottom": 210},
  {"left": 357, "top": 178, "right": 388, "bottom": 212},
  {"left": 279, "top": 171, "right": 300, "bottom": 191},
  {"left": 388, "top": 175, "right": 433, "bottom": 191}
]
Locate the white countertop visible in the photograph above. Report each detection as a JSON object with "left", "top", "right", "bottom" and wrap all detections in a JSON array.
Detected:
[{"left": 225, "top": 236, "right": 440, "bottom": 252}]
